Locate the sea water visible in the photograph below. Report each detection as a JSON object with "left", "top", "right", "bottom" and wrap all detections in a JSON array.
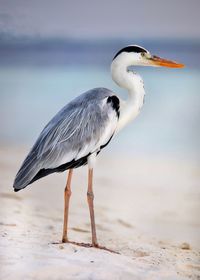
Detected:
[{"left": 0, "top": 42, "right": 199, "bottom": 162}]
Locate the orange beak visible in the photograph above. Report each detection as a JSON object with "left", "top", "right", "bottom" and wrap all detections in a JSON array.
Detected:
[{"left": 149, "top": 55, "right": 184, "bottom": 68}]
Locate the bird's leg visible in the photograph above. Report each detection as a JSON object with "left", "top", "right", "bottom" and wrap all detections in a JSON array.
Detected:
[
  {"left": 87, "top": 168, "right": 98, "bottom": 247},
  {"left": 62, "top": 169, "right": 73, "bottom": 243}
]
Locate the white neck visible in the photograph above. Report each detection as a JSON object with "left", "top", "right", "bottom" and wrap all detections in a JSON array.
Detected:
[{"left": 111, "top": 55, "right": 146, "bottom": 132}]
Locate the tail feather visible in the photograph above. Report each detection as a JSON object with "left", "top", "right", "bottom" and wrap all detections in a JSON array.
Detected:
[
  {"left": 13, "top": 152, "right": 90, "bottom": 192},
  {"left": 13, "top": 151, "right": 41, "bottom": 192}
]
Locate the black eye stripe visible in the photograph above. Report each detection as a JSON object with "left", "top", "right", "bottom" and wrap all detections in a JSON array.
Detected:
[{"left": 113, "top": 46, "right": 147, "bottom": 60}]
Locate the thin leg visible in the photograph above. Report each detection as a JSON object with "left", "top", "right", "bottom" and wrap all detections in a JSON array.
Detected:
[
  {"left": 87, "top": 168, "right": 98, "bottom": 247},
  {"left": 62, "top": 169, "right": 73, "bottom": 243}
]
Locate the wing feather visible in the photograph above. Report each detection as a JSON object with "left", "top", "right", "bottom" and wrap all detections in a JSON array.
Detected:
[{"left": 13, "top": 88, "right": 119, "bottom": 190}]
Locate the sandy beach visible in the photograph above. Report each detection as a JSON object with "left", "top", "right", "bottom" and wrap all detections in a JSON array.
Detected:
[{"left": 0, "top": 145, "right": 200, "bottom": 279}]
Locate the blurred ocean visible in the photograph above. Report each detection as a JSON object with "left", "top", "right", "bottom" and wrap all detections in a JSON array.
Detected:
[{"left": 0, "top": 37, "right": 200, "bottom": 161}]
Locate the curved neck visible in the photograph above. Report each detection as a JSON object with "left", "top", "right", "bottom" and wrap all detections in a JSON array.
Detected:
[{"left": 111, "top": 58, "right": 145, "bottom": 132}]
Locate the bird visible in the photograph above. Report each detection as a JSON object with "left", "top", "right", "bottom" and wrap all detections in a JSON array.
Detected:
[{"left": 13, "top": 45, "right": 184, "bottom": 249}]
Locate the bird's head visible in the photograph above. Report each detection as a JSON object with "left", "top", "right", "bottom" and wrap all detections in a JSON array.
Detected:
[{"left": 112, "top": 45, "right": 184, "bottom": 68}]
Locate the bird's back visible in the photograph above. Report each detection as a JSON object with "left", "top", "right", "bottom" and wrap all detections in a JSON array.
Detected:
[{"left": 13, "top": 88, "right": 120, "bottom": 192}]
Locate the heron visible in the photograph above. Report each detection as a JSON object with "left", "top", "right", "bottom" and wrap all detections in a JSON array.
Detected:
[{"left": 13, "top": 45, "right": 184, "bottom": 249}]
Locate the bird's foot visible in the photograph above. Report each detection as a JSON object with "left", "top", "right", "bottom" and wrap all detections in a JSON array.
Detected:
[
  {"left": 93, "top": 243, "right": 119, "bottom": 254},
  {"left": 50, "top": 238, "right": 69, "bottom": 245},
  {"left": 68, "top": 240, "right": 119, "bottom": 254},
  {"left": 62, "top": 237, "right": 69, "bottom": 243},
  {"left": 50, "top": 240, "right": 119, "bottom": 254}
]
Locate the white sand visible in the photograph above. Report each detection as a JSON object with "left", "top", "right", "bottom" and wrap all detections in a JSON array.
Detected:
[{"left": 0, "top": 146, "right": 200, "bottom": 279}]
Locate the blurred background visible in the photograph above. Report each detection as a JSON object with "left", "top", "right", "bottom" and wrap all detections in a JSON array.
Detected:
[{"left": 0, "top": 0, "right": 200, "bottom": 161}]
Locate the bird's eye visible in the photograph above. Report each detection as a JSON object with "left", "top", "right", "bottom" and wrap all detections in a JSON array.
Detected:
[{"left": 141, "top": 52, "right": 146, "bottom": 57}]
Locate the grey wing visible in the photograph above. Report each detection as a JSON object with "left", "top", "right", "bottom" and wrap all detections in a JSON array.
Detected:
[{"left": 13, "top": 88, "right": 119, "bottom": 190}]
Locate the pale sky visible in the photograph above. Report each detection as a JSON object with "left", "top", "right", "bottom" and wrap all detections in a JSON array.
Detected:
[{"left": 0, "top": 0, "right": 199, "bottom": 39}]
